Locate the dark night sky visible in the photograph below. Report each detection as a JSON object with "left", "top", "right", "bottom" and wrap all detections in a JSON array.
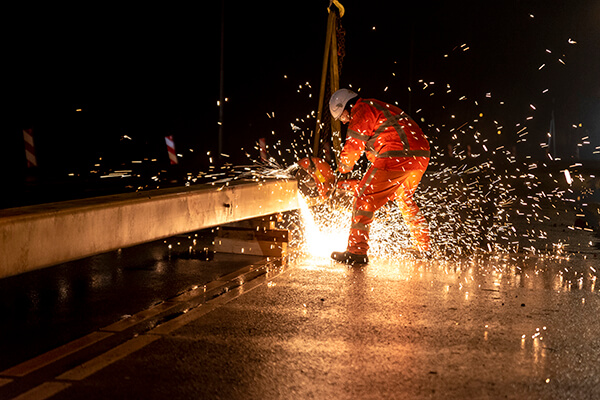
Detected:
[{"left": 4, "top": 1, "right": 599, "bottom": 184}]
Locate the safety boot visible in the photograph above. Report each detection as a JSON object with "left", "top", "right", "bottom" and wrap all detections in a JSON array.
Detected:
[{"left": 331, "top": 251, "right": 368, "bottom": 265}]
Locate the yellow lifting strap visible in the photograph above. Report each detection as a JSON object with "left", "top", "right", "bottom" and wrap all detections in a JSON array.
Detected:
[
  {"left": 329, "top": 0, "right": 345, "bottom": 17},
  {"left": 314, "top": 1, "right": 344, "bottom": 159}
]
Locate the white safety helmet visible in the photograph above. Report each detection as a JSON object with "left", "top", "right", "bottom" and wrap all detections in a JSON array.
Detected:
[{"left": 329, "top": 89, "right": 358, "bottom": 120}]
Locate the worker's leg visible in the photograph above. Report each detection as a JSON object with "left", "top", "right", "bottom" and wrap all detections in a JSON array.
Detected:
[
  {"left": 347, "top": 168, "right": 400, "bottom": 255},
  {"left": 395, "top": 169, "right": 430, "bottom": 252}
]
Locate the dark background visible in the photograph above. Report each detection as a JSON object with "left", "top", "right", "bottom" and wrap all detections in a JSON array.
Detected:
[{"left": 3, "top": 0, "right": 599, "bottom": 206}]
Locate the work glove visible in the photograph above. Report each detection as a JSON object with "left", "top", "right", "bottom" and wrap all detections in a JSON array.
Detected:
[{"left": 336, "top": 172, "right": 352, "bottom": 181}]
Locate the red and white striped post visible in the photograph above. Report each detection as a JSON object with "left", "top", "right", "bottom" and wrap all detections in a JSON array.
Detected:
[
  {"left": 259, "top": 138, "right": 267, "bottom": 161},
  {"left": 23, "top": 128, "right": 37, "bottom": 167},
  {"left": 165, "top": 135, "right": 178, "bottom": 165}
]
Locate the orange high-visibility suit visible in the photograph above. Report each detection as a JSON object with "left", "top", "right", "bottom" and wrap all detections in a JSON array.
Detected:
[{"left": 338, "top": 98, "right": 431, "bottom": 255}]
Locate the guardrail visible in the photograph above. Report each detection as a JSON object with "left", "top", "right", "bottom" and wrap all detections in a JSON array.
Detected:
[{"left": 0, "top": 179, "right": 299, "bottom": 279}]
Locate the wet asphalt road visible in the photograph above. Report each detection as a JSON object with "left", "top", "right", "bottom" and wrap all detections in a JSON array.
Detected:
[
  {"left": 3, "top": 248, "right": 600, "bottom": 400},
  {"left": 0, "top": 229, "right": 262, "bottom": 372}
]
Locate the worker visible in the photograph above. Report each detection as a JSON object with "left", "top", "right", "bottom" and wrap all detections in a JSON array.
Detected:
[{"left": 329, "top": 88, "right": 431, "bottom": 265}]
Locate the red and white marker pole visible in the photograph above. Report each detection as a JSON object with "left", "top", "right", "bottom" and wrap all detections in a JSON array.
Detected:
[
  {"left": 23, "top": 128, "right": 37, "bottom": 167},
  {"left": 259, "top": 138, "right": 267, "bottom": 161},
  {"left": 165, "top": 135, "right": 178, "bottom": 165}
]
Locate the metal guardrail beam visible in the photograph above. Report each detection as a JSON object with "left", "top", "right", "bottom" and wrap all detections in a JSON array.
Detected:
[{"left": 0, "top": 179, "right": 299, "bottom": 279}]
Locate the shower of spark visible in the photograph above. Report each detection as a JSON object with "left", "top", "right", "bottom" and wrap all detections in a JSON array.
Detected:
[{"left": 235, "top": 6, "right": 598, "bottom": 264}]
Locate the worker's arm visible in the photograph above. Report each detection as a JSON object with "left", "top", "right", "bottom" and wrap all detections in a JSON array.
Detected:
[
  {"left": 337, "top": 101, "right": 375, "bottom": 173},
  {"left": 338, "top": 134, "right": 365, "bottom": 173}
]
